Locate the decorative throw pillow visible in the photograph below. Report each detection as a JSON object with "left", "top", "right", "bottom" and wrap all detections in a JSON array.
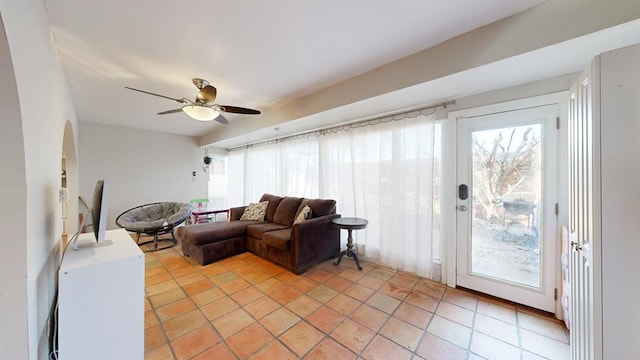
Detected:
[
  {"left": 294, "top": 205, "right": 312, "bottom": 224},
  {"left": 240, "top": 201, "right": 269, "bottom": 221}
]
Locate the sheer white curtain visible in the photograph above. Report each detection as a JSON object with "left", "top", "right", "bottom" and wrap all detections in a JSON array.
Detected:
[
  {"left": 279, "top": 138, "right": 319, "bottom": 198},
  {"left": 235, "top": 138, "right": 320, "bottom": 203},
  {"left": 245, "top": 143, "right": 279, "bottom": 202},
  {"left": 228, "top": 110, "right": 437, "bottom": 277},
  {"left": 228, "top": 151, "right": 246, "bottom": 206},
  {"left": 320, "top": 111, "right": 436, "bottom": 277}
]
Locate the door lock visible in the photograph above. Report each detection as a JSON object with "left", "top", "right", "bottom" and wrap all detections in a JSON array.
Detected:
[
  {"left": 458, "top": 184, "right": 468, "bottom": 200},
  {"left": 458, "top": 205, "right": 467, "bottom": 211}
]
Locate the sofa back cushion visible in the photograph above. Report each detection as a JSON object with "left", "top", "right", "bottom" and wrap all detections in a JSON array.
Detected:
[
  {"left": 273, "top": 197, "right": 303, "bottom": 226},
  {"left": 260, "top": 193, "right": 284, "bottom": 222},
  {"left": 297, "top": 198, "right": 336, "bottom": 218}
]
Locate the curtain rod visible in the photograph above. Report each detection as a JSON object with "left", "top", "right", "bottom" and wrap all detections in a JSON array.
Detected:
[{"left": 227, "top": 99, "right": 455, "bottom": 152}]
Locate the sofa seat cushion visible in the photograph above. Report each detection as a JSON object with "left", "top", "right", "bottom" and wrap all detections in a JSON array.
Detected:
[
  {"left": 262, "top": 229, "right": 291, "bottom": 251},
  {"left": 246, "top": 222, "right": 289, "bottom": 239},
  {"left": 177, "top": 221, "right": 256, "bottom": 246},
  {"left": 273, "top": 197, "right": 303, "bottom": 226}
]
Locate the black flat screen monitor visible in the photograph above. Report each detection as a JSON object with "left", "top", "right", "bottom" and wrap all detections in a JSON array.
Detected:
[{"left": 91, "top": 180, "right": 110, "bottom": 243}]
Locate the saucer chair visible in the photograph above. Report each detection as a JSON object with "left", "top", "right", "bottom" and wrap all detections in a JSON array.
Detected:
[{"left": 116, "top": 202, "right": 191, "bottom": 252}]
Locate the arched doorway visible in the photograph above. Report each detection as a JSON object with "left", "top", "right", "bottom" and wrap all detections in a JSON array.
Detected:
[
  {"left": 61, "top": 121, "right": 79, "bottom": 246},
  {"left": 0, "top": 13, "right": 29, "bottom": 359}
]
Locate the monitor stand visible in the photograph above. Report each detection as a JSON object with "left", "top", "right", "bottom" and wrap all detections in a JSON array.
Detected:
[{"left": 73, "top": 238, "right": 114, "bottom": 250}]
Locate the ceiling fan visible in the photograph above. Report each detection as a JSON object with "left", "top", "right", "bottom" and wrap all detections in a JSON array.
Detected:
[{"left": 125, "top": 78, "right": 260, "bottom": 124}]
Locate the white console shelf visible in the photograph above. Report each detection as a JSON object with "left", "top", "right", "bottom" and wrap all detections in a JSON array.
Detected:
[{"left": 58, "top": 228, "right": 144, "bottom": 360}]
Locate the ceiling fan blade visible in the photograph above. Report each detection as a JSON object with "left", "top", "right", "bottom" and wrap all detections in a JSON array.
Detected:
[
  {"left": 214, "top": 114, "right": 229, "bottom": 125},
  {"left": 196, "top": 85, "right": 217, "bottom": 104},
  {"left": 125, "top": 87, "right": 184, "bottom": 103},
  {"left": 157, "top": 108, "right": 183, "bottom": 115},
  {"left": 218, "top": 105, "right": 261, "bottom": 115}
]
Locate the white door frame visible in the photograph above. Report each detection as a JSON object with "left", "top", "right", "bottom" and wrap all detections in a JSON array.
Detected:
[{"left": 442, "top": 92, "right": 568, "bottom": 317}]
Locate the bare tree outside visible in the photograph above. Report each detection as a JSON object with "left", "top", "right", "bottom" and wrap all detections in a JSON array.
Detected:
[
  {"left": 470, "top": 123, "right": 543, "bottom": 287},
  {"left": 472, "top": 126, "right": 540, "bottom": 223}
]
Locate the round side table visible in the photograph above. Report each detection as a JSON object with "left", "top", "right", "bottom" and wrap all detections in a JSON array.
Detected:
[{"left": 332, "top": 217, "right": 368, "bottom": 270}]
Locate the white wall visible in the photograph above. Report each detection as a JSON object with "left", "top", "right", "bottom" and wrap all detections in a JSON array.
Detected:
[
  {"left": 79, "top": 121, "right": 208, "bottom": 229},
  {"left": 0, "top": 14, "right": 29, "bottom": 360},
  {"left": 0, "top": 0, "right": 80, "bottom": 359},
  {"left": 599, "top": 44, "right": 640, "bottom": 359}
]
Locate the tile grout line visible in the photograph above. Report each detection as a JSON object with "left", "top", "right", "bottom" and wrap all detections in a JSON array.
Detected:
[
  {"left": 516, "top": 308, "right": 524, "bottom": 360},
  {"left": 467, "top": 291, "right": 479, "bottom": 360}
]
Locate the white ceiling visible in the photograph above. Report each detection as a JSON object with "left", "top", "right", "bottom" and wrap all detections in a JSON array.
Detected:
[{"left": 44, "top": 0, "right": 545, "bottom": 138}]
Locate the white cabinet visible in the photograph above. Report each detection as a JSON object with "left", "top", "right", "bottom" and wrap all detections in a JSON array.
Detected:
[
  {"left": 58, "top": 228, "right": 144, "bottom": 360},
  {"left": 568, "top": 43, "right": 640, "bottom": 360}
]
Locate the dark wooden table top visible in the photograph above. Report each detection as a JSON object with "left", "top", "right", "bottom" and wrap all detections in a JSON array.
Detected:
[{"left": 332, "top": 217, "right": 368, "bottom": 230}]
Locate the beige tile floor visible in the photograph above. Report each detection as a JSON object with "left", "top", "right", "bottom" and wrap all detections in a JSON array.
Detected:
[{"left": 143, "top": 239, "right": 570, "bottom": 359}]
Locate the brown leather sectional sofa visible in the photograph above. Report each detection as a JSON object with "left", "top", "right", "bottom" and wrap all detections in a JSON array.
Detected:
[{"left": 176, "top": 194, "right": 341, "bottom": 274}]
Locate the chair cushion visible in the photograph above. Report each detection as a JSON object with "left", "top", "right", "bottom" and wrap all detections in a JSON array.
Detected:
[
  {"left": 262, "top": 229, "right": 291, "bottom": 251},
  {"left": 166, "top": 203, "right": 192, "bottom": 224},
  {"left": 117, "top": 202, "right": 191, "bottom": 231},
  {"left": 246, "top": 223, "right": 289, "bottom": 239},
  {"left": 297, "top": 198, "right": 336, "bottom": 218},
  {"left": 273, "top": 197, "right": 303, "bottom": 226}
]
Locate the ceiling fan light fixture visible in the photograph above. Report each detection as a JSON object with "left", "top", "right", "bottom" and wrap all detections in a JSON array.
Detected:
[{"left": 182, "top": 105, "right": 220, "bottom": 121}]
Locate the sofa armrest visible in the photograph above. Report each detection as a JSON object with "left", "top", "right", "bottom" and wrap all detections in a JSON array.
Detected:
[
  {"left": 290, "top": 213, "right": 341, "bottom": 273},
  {"left": 229, "top": 206, "right": 247, "bottom": 221}
]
